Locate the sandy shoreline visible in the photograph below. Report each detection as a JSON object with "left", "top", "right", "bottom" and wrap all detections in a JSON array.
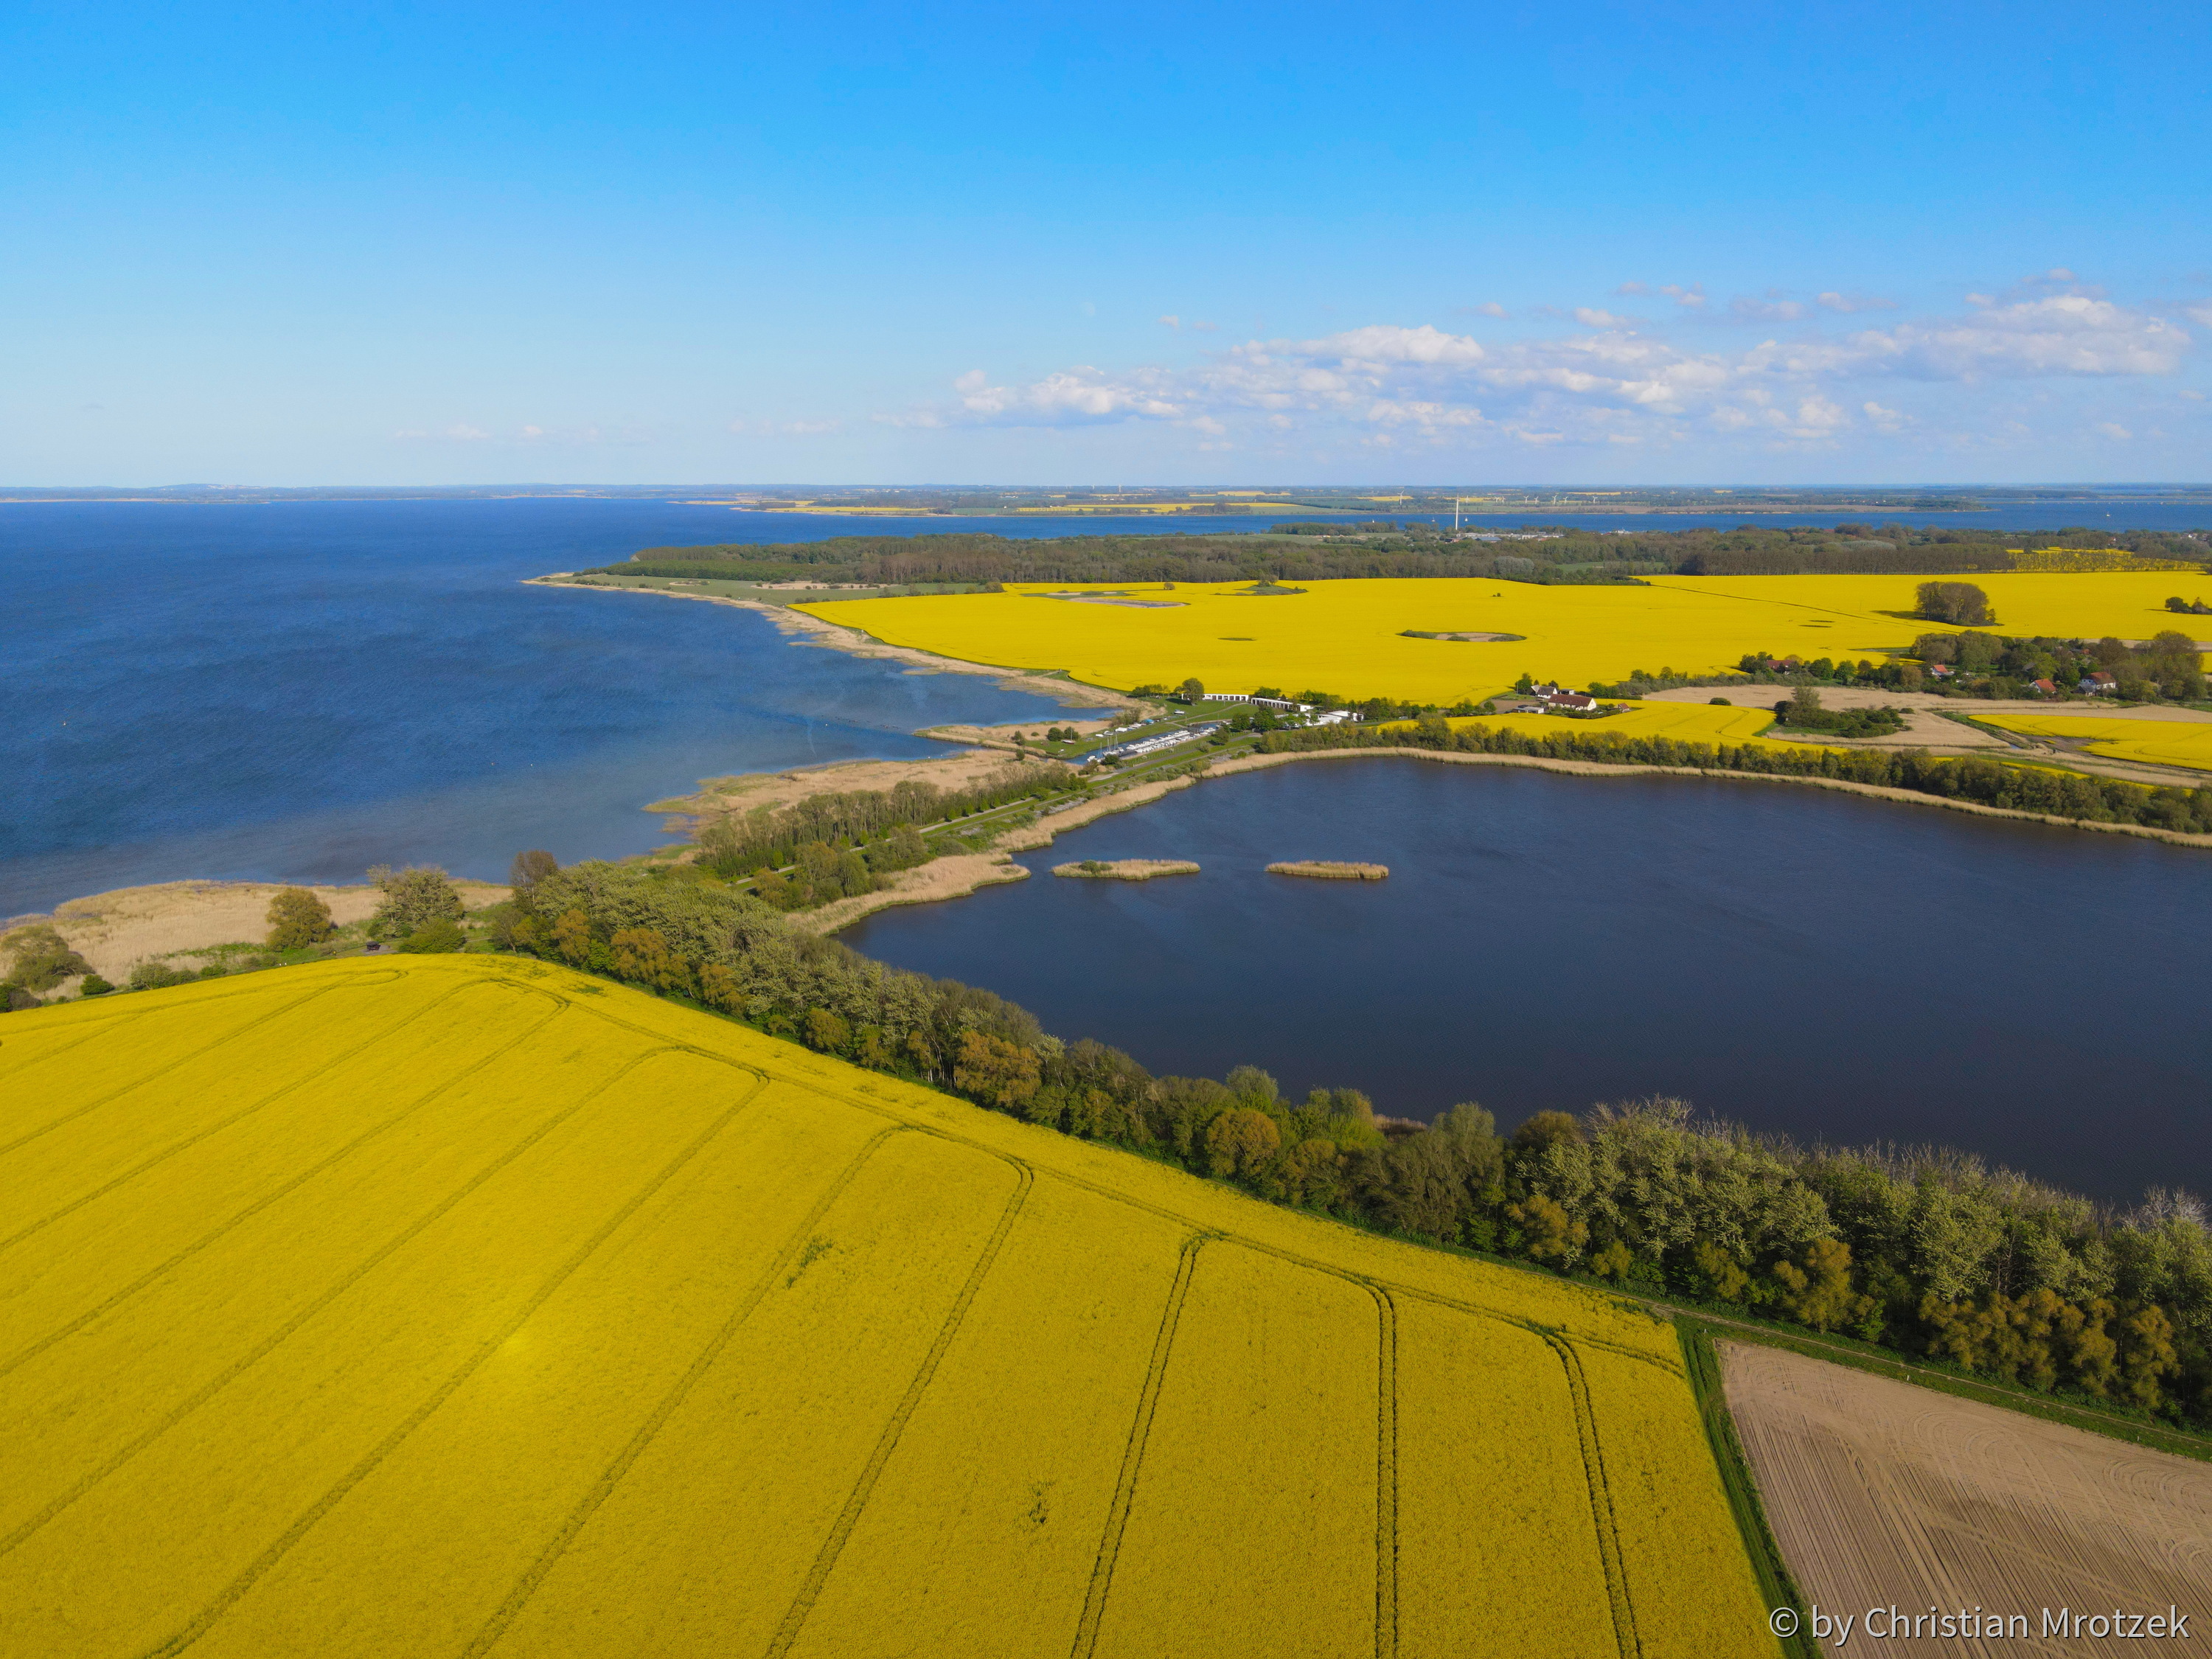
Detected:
[{"left": 528, "top": 574, "right": 1130, "bottom": 712}]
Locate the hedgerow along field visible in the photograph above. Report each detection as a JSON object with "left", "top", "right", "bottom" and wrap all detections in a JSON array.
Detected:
[
  {"left": 4, "top": 956, "right": 1778, "bottom": 1658},
  {"left": 794, "top": 571, "right": 2199, "bottom": 705}
]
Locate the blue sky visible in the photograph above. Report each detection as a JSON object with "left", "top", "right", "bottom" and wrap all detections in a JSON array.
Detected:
[{"left": 6, "top": 1, "right": 2208, "bottom": 485}]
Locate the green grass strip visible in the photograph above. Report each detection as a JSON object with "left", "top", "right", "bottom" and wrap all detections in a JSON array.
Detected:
[{"left": 1677, "top": 1322, "right": 1817, "bottom": 1658}]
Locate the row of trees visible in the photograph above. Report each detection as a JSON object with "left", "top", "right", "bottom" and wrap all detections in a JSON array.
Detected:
[
  {"left": 1725, "top": 629, "right": 2207, "bottom": 703},
  {"left": 1259, "top": 714, "right": 2212, "bottom": 834},
  {"left": 599, "top": 522, "right": 2208, "bottom": 590},
  {"left": 692, "top": 763, "right": 1068, "bottom": 885},
  {"left": 481, "top": 855, "right": 2211, "bottom": 1422}
]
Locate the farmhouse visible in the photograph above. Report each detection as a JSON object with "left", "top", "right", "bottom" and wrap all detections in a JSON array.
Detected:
[{"left": 1530, "top": 682, "right": 1600, "bottom": 712}]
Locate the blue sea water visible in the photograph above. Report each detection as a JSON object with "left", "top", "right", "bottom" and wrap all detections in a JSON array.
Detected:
[
  {"left": 7, "top": 494, "right": 2206, "bottom": 919},
  {"left": 0, "top": 499, "right": 1097, "bottom": 916}
]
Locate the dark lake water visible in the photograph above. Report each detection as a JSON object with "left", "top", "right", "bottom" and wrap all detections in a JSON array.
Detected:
[{"left": 844, "top": 758, "right": 2211, "bottom": 1206}]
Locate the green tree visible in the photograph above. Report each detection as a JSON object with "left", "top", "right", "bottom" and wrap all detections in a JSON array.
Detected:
[
  {"left": 1506, "top": 1193, "right": 1588, "bottom": 1265},
  {"left": 397, "top": 919, "right": 465, "bottom": 953},
  {"left": 1, "top": 924, "right": 93, "bottom": 992},
  {"left": 611, "top": 927, "right": 692, "bottom": 994},
  {"left": 509, "top": 849, "right": 559, "bottom": 899},
  {"left": 368, "top": 865, "right": 465, "bottom": 940},
  {"left": 1770, "top": 1237, "right": 1874, "bottom": 1332},
  {"left": 1205, "top": 1106, "right": 1281, "bottom": 1178},
  {"left": 1511, "top": 1110, "right": 1584, "bottom": 1161},
  {"left": 265, "top": 886, "right": 335, "bottom": 951},
  {"left": 1588, "top": 1240, "right": 1635, "bottom": 1281},
  {"left": 803, "top": 1006, "right": 852, "bottom": 1053},
  {"left": 1177, "top": 676, "right": 1206, "bottom": 703},
  {"left": 1917, "top": 581, "right": 1996, "bottom": 626},
  {"left": 1684, "top": 1241, "right": 1751, "bottom": 1305},
  {"left": 552, "top": 908, "right": 595, "bottom": 965},
  {"left": 953, "top": 1030, "right": 1040, "bottom": 1110}
]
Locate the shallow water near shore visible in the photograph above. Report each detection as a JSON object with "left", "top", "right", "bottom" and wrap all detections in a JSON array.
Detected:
[{"left": 845, "top": 757, "right": 2211, "bottom": 1205}]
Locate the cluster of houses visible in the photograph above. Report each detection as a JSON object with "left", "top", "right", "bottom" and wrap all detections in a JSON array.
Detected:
[{"left": 1924, "top": 664, "right": 2118, "bottom": 697}]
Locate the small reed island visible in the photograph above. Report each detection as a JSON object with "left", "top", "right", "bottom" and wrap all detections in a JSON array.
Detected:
[
  {"left": 1266, "top": 860, "right": 1389, "bottom": 880},
  {"left": 1053, "top": 859, "right": 1202, "bottom": 880}
]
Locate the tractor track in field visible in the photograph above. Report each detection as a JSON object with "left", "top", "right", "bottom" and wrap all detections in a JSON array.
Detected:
[{"left": 139, "top": 1063, "right": 774, "bottom": 1658}]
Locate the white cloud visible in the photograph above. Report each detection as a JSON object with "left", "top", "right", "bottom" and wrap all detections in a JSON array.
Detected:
[
  {"left": 1158, "top": 315, "right": 1181, "bottom": 329},
  {"left": 1457, "top": 301, "right": 1509, "bottom": 318},
  {"left": 1816, "top": 291, "right": 1898, "bottom": 313},
  {"left": 1614, "top": 282, "right": 1649, "bottom": 296},
  {"left": 880, "top": 281, "right": 2194, "bottom": 451},
  {"left": 1660, "top": 284, "right": 1706, "bottom": 309},
  {"left": 1827, "top": 293, "right": 2189, "bottom": 379},
  {"left": 2185, "top": 304, "right": 2212, "bottom": 328},
  {"left": 2095, "top": 421, "right": 2132, "bottom": 440},
  {"left": 1731, "top": 294, "right": 1806, "bottom": 322}
]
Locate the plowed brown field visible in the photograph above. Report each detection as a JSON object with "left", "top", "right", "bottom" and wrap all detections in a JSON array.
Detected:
[{"left": 1722, "top": 1343, "right": 2212, "bottom": 1654}]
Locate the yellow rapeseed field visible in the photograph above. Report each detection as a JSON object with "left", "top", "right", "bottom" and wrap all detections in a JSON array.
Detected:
[
  {"left": 1419, "top": 701, "right": 1825, "bottom": 754},
  {"left": 1970, "top": 712, "right": 2212, "bottom": 774},
  {"left": 2, "top": 956, "right": 1778, "bottom": 1658},
  {"left": 796, "top": 571, "right": 2198, "bottom": 703}
]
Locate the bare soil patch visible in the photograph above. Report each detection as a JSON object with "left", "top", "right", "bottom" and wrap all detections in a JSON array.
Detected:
[{"left": 1721, "top": 1343, "right": 2212, "bottom": 1652}]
